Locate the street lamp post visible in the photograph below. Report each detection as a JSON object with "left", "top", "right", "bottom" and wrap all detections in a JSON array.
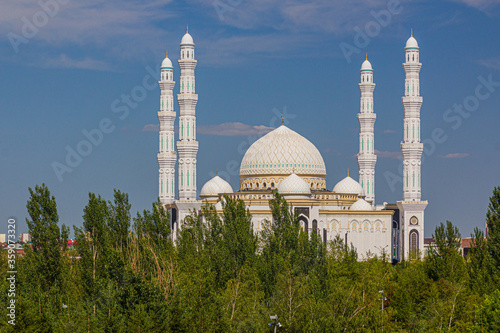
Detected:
[{"left": 269, "top": 315, "right": 282, "bottom": 332}]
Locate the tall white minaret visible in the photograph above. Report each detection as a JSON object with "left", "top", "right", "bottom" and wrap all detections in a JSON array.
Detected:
[
  {"left": 397, "top": 31, "right": 427, "bottom": 260},
  {"left": 357, "top": 54, "right": 377, "bottom": 204},
  {"left": 158, "top": 52, "right": 176, "bottom": 205},
  {"left": 177, "top": 26, "right": 198, "bottom": 201}
]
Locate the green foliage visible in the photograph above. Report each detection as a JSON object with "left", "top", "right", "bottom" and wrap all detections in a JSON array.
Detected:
[
  {"left": 487, "top": 186, "right": 500, "bottom": 271},
  {"left": 9, "top": 185, "right": 500, "bottom": 332},
  {"left": 476, "top": 289, "right": 500, "bottom": 332},
  {"left": 25, "top": 183, "right": 67, "bottom": 290},
  {"left": 426, "top": 220, "right": 465, "bottom": 282}
]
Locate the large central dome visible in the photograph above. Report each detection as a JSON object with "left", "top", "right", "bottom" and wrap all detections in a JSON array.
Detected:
[{"left": 239, "top": 125, "right": 327, "bottom": 190}]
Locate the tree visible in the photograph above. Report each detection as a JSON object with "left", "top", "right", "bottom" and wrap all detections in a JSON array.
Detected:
[
  {"left": 426, "top": 220, "right": 464, "bottom": 282},
  {"left": 476, "top": 289, "right": 500, "bottom": 332},
  {"left": 486, "top": 186, "right": 500, "bottom": 273},
  {"left": 25, "top": 183, "right": 67, "bottom": 290},
  {"left": 220, "top": 195, "right": 257, "bottom": 280},
  {"left": 74, "top": 192, "right": 111, "bottom": 315},
  {"left": 108, "top": 189, "right": 131, "bottom": 253},
  {"left": 468, "top": 228, "right": 495, "bottom": 294}
]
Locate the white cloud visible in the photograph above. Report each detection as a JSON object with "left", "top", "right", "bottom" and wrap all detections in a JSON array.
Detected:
[
  {"left": 142, "top": 122, "right": 274, "bottom": 136},
  {"left": 142, "top": 124, "right": 159, "bottom": 132},
  {"left": 438, "top": 153, "right": 470, "bottom": 158},
  {"left": 479, "top": 57, "right": 500, "bottom": 70},
  {"left": 198, "top": 122, "right": 274, "bottom": 136},
  {"left": 195, "top": 0, "right": 397, "bottom": 33},
  {"left": 1, "top": 0, "right": 175, "bottom": 64},
  {"left": 42, "top": 54, "right": 112, "bottom": 71},
  {"left": 448, "top": 0, "right": 500, "bottom": 11},
  {"left": 375, "top": 150, "right": 401, "bottom": 159}
]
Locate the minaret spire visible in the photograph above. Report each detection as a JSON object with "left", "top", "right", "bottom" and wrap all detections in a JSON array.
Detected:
[
  {"left": 158, "top": 51, "right": 176, "bottom": 204},
  {"left": 397, "top": 31, "right": 427, "bottom": 260},
  {"left": 177, "top": 28, "right": 198, "bottom": 201},
  {"left": 357, "top": 55, "right": 377, "bottom": 203}
]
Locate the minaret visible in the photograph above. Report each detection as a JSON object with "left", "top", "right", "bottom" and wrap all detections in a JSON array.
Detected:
[
  {"left": 177, "top": 26, "right": 198, "bottom": 201},
  {"left": 158, "top": 52, "right": 176, "bottom": 205},
  {"left": 397, "top": 30, "right": 427, "bottom": 260},
  {"left": 357, "top": 54, "right": 377, "bottom": 203}
]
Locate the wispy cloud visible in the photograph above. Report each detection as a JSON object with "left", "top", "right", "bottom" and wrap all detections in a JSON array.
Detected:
[
  {"left": 43, "top": 54, "right": 112, "bottom": 71},
  {"left": 194, "top": 0, "right": 397, "bottom": 33},
  {"left": 0, "top": 0, "right": 175, "bottom": 66},
  {"left": 142, "top": 124, "right": 159, "bottom": 132},
  {"left": 142, "top": 122, "right": 274, "bottom": 136},
  {"left": 438, "top": 153, "right": 470, "bottom": 158},
  {"left": 199, "top": 122, "right": 274, "bottom": 136},
  {"left": 478, "top": 57, "right": 500, "bottom": 70},
  {"left": 447, "top": 0, "right": 500, "bottom": 11},
  {"left": 375, "top": 150, "right": 401, "bottom": 159}
]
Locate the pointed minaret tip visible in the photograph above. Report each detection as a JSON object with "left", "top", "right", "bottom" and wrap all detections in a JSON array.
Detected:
[
  {"left": 347, "top": 168, "right": 350, "bottom": 177},
  {"left": 186, "top": 25, "right": 189, "bottom": 33},
  {"left": 366, "top": 53, "right": 368, "bottom": 61},
  {"left": 166, "top": 50, "right": 168, "bottom": 58},
  {"left": 281, "top": 114, "right": 284, "bottom": 126},
  {"left": 411, "top": 28, "right": 413, "bottom": 37},
  {"left": 216, "top": 168, "right": 218, "bottom": 176}
]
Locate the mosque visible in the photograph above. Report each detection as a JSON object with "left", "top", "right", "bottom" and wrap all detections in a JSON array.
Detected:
[{"left": 156, "top": 28, "right": 427, "bottom": 261}]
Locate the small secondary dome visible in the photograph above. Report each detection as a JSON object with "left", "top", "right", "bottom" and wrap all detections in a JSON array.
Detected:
[
  {"left": 200, "top": 175, "right": 233, "bottom": 197},
  {"left": 333, "top": 175, "right": 364, "bottom": 196},
  {"left": 181, "top": 26, "right": 194, "bottom": 45},
  {"left": 278, "top": 173, "right": 311, "bottom": 195},
  {"left": 405, "top": 31, "right": 418, "bottom": 49},
  {"left": 361, "top": 55, "right": 372, "bottom": 71},
  {"left": 161, "top": 55, "right": 172, "bottom": 68},
  {"left": 350, "top": 198, "right": 373, "bottom": 211}
]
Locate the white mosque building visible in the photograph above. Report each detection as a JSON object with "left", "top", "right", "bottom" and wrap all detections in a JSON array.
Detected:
[{"left": 156, "top": 28, "right": 427, "bottom": 261}]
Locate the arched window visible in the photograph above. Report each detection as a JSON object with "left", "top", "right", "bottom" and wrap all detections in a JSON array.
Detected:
[{"left": 409, "top": 230, "right": 419, "bottom": 258}]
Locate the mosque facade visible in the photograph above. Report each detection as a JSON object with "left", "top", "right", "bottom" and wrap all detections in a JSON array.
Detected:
[{"left": 156, "top": 28, "right": 427, "bottom": 261}]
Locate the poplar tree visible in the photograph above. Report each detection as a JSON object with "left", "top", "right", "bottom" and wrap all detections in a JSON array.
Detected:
[
  {"left": 25, "top": 183, "right": 67, "bottom": 290},
  {"left": 486, "top": 186, "right": 500, "bottom": 273}
]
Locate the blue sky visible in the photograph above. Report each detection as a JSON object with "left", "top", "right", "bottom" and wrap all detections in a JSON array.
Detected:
[{"left": 1, "top": 0, "right": 500, "bottom": 238}]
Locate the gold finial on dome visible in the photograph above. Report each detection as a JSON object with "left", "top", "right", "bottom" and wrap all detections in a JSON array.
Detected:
[
  {"left": 366, "top": 53, "right": 368, "bottom": 61},
  {"left": 281, "top": 114, "right": 284, "bottom": 125},
  {"left": 186, "top": 25, "right": 189, "bottom": 33},
  {"left": 411, "top": 28, "right": 413, "bottom": 37},
  {"left": 166, "top": 50, "right": 168, "bottom": 57},
  {"left": 347, "top": 168, "right": 350, "bottom": 177},
  {"left": 216, "top": 168, "right": 218, "bottom": 176}
]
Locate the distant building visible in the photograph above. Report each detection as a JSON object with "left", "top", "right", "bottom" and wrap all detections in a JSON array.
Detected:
[
  {"left": 20, "top": 233, "right": 31, "bottom": 243},
  {"left": 424, "top": 237, "right": 474, "bottom": 257}
]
